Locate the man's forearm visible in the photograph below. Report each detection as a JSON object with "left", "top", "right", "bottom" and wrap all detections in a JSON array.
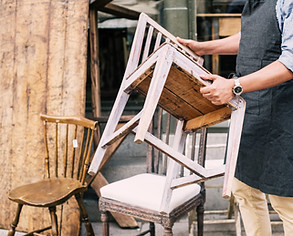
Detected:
[
  {"left": 199, "top": 33, "right": 241, "bottom": 55},
  {"left": 240, "top": 61, "right": 293, "bottom": 93}
]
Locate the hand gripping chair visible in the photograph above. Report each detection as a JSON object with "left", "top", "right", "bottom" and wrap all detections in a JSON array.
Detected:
[
  {"left": 89, "top": 13, "right": 246, "bottom": 236},
  {"left": 8, "top": 114, "right": 99, "bottom": 236}
]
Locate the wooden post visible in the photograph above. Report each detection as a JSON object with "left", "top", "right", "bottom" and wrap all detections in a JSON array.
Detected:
[
  {"left": 0, "top": 1, "right": 89, "bottom": 235},
  {"left": 89, "top": 7, "right": 101, "bottom": 119}
]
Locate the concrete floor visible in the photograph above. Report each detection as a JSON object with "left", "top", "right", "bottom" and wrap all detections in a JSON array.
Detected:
[
  {"left": 0, "top": 211, "right": 284, "bottom": 236},
  {"left": 79, "top": 212, "right": 284, "bottom": 236},
  {"left": 80, "top": 194, "right": 284, "bottom": 236},
  {"left": 79, "top": 214, "right": 284, "bottom": 236}
]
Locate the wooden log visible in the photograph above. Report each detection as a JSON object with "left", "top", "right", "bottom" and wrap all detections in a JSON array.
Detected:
[{"left": 0, "top": 0, "right": 89, "bottom": 235}]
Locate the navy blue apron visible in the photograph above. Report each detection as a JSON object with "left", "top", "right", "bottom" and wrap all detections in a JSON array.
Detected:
[{"left": 235, "top": 0, "right": 293, "bottom": 196}]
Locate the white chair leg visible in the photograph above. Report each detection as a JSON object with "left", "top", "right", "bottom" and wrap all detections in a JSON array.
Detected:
[{"left": 134, "top": 45, "right": 174, "bottom": 143}]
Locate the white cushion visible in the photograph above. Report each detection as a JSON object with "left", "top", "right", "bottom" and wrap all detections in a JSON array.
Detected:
[
  {"left": 100, "top": 173, "right": 201, "bottom": 213},
  {"left": 205, "top": 159, "right": 224, "bottom": 169}
]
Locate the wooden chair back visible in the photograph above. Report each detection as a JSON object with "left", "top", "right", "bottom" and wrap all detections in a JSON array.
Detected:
[
  {"left": 148, "top": 108, "right": 207, "bottom": 172},
  {"left": 144, "top": 108, "right": 208, "bottom": 214},
  {"left": 40, "top": 114, "right": 99, "bottom": 185},
  {"left": 124, "top": 13, "right": 203, "bottom": 80}
]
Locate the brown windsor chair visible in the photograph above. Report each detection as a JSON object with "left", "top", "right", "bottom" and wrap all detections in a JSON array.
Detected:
[{"left": 8, "top": 114, "right": 99, "bottom": 236}]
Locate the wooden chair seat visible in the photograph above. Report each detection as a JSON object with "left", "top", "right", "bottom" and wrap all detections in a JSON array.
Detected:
[
  {"left": 9, "top": 178, "right": 86, "bottom": 207},
  {"left": 100, "top": 173, "right": 201, "bottom": 213},
  {"left": 126, "top": 42, "right": 226, "bottom": 123}
]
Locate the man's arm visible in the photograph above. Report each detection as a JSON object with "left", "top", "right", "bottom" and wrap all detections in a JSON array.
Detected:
[
  {"left": 177, "top": 33, "right": 241, "bottom": 56},
  {"left": 200, "top": 61, "right": 293, "bottom": 105}
]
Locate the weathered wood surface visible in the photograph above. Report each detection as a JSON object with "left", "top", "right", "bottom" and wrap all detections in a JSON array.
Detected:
[
  {"left": 0, "top": 0, "right": 89, "bottom": 234},
  {"left": 89, "top": 7, "right": 101, "bottom": 119}
]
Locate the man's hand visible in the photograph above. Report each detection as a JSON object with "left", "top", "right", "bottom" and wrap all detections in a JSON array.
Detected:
[
  {"left": 177, "top": 37, "right": 205, "bottom": 56},
  {"left": 200, "top": 74, "right": 235, "bottom": 105}
]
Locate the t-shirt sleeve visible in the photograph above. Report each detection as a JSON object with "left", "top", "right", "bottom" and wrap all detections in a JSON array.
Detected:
[{"left": 278, "top": 0, "right": 293, "bottom": 72}]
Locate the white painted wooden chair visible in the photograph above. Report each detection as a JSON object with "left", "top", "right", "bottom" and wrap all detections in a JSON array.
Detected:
[
  {"left": 98, "top": 109, "right": 209, "bottom": 235},
  {"left": 89, "top": 13, "right": 246, "bottom": 236}
]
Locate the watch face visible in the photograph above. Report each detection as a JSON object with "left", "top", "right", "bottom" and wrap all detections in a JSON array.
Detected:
[{"left": 234, "top": 86, "right": 242, "bottom": 94}]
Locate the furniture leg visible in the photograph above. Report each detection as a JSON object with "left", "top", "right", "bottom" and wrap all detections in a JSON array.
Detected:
[
  {"left": 134, "top": 45, "right": 173, "bottom": 143},
  {"left": 101, "top": 211, "right": 109, "bottom": 236},
  {"left": 159, "top": 120, "right": 187, "bottom": 213},
  {"left": 188, "top": 208, "right": 197, "bottom": 236},
  {"left": 223, "top": 99, "right": 246, "bottom": 197},
  {"left": 163, "top": 227, "right": 173, "bottom": 236},
  {"left": 149, "top": 222, "right": 155, "bottom": 236},
  {"left": 8, "top": 203, "right": 23, "bottom": 236},
  {"left": 75, "top": 193, "right": 94, "bottom": 236},
  {"left": 89, "top": 91, "right": 130, "bottom": 174},
  {"left": 235, "top": 201, "right": 242, "bottom": 236},
  {"left": 49, "top": 206, "right": 58, "bottom": 236},
  {"left": 197, "top": 203, "right": 204, "bottom": 236}
]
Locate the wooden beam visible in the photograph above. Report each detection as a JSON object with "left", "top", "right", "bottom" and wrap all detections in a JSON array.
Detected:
[
  {"left": 90, "top": 0, "right": 112, "bottom": 9},
  {"left": 99, "top": 3, "right": 140, "bottom": 20},
  {"left": 89, "top": 8, "right": 101, "bottom": 120},
  {"left": 184, "top": 106, "right": 232, "bottom": 131}
]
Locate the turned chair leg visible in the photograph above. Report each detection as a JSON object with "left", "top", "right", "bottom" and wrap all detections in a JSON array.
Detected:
[
  {"left": 163, "top": 227, "right": 173, "bottom": 236},
  {"left": 8, "top": 204, "right": 23, "bottom": 236},
  {"left": 101, "top": 211, "right": 109, "bottom": 236},
  {"left": 49, "top": 206, "right": 58, "bottom": 236},
  {"left": 75, "top": 193, "right": 94, "bottom": 236},
  {"left": 197, "top": 203, "right": 204, "bottom": 236},
  {"left": 150, "top": 222, "right": 155, "bottom": 236}
]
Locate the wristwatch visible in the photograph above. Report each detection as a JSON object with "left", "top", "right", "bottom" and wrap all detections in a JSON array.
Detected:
[{"left": 232, "top": 76, "right": 243, "bottom": 96}]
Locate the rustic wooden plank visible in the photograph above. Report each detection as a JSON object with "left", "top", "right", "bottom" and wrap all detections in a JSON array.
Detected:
[
  {"left": 0, "top": 0, "right": 21, "bottom": 229},
  {"left": 99, "top": 3, "right": 140, "bottom": 20},
  {"left": 45, "top": 1, "right": 89, "bottom": 233},
  {"left": 134, "top": 65, "right": 223, "bottom": 121},
  {"left": 135, "top": 72, "right": 203, "bottom": 120},
  {"left": 0, "top": 0, "right": 89, "bottom": 234},
  {"left": 184, "top": 107, "right": 232, "bottom": 131},
  {"left": 6, "top": 0, "right": 52, "bottom": 233},
  {"left": 124, "top": 43, "right": 225, "bottom": 122},
  {"left": 197, "top": 13, "right": 242, "bottom": 17},
  {"left": 89, "top": 8, "right": 101, "bottom": 121},
  {"left": 90, "top": 0, "right": 112, "bottom": 9}
]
